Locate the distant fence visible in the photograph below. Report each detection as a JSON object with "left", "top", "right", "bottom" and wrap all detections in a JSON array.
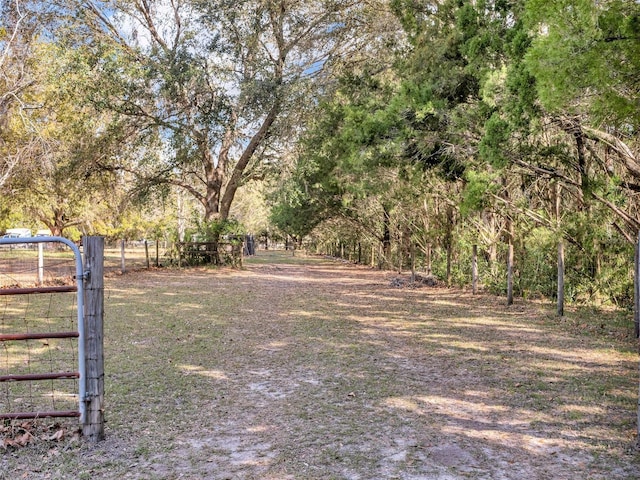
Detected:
[
  {"left": 176, "top": 240, "right": 243, "bottom": 267},
  {"left": 106, "top": 235, "right": 256, "bottom": 272},
  {"left": 104, "top": 240, "right": 171, "bottom": 274}
]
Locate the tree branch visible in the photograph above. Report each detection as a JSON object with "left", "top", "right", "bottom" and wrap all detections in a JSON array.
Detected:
[{"left": 582, "top": 125, "right": 640, "bottom": 180}]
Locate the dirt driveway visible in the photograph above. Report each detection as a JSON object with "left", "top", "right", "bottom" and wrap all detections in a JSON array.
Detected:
[{"left": 2, "top": 252, "right": 640, "bottom": 479}]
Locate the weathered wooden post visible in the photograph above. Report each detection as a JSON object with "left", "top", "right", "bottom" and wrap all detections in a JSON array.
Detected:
[
  {"left": 558, "top": 240, "right": 565, "bottom": 317},
  {"left": 38, "top": 242, "right": 44, "bottom": 284},
  {"left": 634, "top": 231, "right": 640, "bottom": 338},
  {"left": 120, "top": 239, "right": 126, "bottom": 273},
  {"left": 144, "top": 240, "right": 150, "bottom": 269},
  {"left": 472, "top": 244, "right": 478, "bottom": 295},
  {"left": 83, "top": 236, "right": 105, "bottom": 442}
]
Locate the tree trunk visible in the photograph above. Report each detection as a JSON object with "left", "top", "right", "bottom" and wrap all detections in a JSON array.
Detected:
[
  {"left": 593, "top": 238, "right": 602, "bottom": 305},
  {"left": 502, "top": 175, "right": 514, "bottom": 305},
  {"left": 410, "top": 241, "right": 416, "bottom": 283},
  {"left": 397, "top": 231, "right": 403, "bottom": 274},
  {"left": 219, "top": 103, "right": 281, "bottom": 222},
  {"left": 576, "top": 130, "right": 589, "bottom": 205},
  {"left": 202, "top": 137, "right": 224, "bottom": 222},
  {"left": 444, "top": 206, "right": 455, "bottom": 287},
  {"left": 177, "top": 192, "right": 186, "bottom": 242},
  {"left": 556, "top": 182, "right": 565, "bottom": 317},
  {"left": 488, "top": 243, "right": 498, "bottom": 276},
  {"left": 120, "top": 239, "right": 125, "bottom": 274},
  {"left": 446, "top": 241, "right": 453, "bottom": 287}
]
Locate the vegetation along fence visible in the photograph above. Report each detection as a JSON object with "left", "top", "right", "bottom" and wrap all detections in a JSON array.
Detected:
[
  {"left": 106, "top": 235, "right": 255, "bottom": 272},
  {"left": 0, "top": 236, "right": 105, "bottom": 442}
]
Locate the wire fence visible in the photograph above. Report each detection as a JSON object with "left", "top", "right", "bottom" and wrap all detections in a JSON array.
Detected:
[
  {"left": 0, "top": 237, "right": 250, "bottom": 284},
  {"left": 0, "top": 240, "right": 81, "bottom": 425},
  {"left": 104, "top": 236, "right": 256, "bottom": 271},
  {"left": 0, "top": 243, "right": 76, "bottom": 288},
  {"left": 103, "top": 240, "right": 173, "bottom": 274},
  {"left": 0, "top": 290, "right": 80, "bottom": 418}
]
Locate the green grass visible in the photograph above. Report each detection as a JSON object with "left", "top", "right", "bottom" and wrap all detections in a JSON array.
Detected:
[{"left": 244, "top": 249, "right": 329, "bottom": 265}]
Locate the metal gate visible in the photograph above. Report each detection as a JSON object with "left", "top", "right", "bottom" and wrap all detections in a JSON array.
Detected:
[{"left": 0, "top": 236, "right": 87, "bottom": 423}]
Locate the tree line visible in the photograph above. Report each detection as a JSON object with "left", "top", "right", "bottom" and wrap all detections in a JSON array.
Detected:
[{"left": 272, "top": 0, "right": 640, "bottom": 309}]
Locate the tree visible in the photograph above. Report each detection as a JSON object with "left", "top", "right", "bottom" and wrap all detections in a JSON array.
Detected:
[
  {"left": 523, "top": 0, "right": 640, "bottom": 238},
  {"left": 5, "top": 40, "right": 128, "bottom": 237},
  {"left": 273, "top": 63, "right": 414, "bottom": 261},
  {"left": 0, "top": 2, "right": 118, "bottom": 236},
  {"left": 0, "top": 0, "right": 50, "bottom": 190},
  {"left": 56, "top": 0, "right": 381, "bottom": 228}
]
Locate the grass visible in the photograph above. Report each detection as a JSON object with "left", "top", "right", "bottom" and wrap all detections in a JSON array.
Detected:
[
  {"left": 244, "top": 248, "right": 329, "bottom": 265},
  {"left": 0, "top": 250, "right": 639, "bottom": 479}
]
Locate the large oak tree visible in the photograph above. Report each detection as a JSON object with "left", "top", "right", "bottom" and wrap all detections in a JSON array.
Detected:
[{"left": 58, "top": 0, "right": 381, "bottom": 225}]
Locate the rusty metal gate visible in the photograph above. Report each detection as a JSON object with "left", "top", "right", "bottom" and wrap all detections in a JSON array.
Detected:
[{"left": 0, "top": 236, "right": 87, "bottom": 423}]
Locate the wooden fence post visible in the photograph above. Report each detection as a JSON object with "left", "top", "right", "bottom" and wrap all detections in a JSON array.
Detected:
[
  {"left": 120, "top": 239, "right": 126, "bottom": 274},
  {"left": 83, "top": 236, "right": 105, "bottom": 442},
  {"left": 634, "top": 232, "right": 640, "bottom": 338},
  {"left": 38, "top": 243, "right": 44, "bottom": 285},
  {"left": 144, "top": 240, "right": 150, "bottom": 269},
  {"left": 558, "top": 240, "right": 565, "bottom": 317},
  {"left": 472, "top": 244, "right": 478, "bottom": 295}
]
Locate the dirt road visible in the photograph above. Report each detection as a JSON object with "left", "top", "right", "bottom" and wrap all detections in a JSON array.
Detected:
[{"left": 2, "top": 252, "right": 639, "bottom": 479}]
